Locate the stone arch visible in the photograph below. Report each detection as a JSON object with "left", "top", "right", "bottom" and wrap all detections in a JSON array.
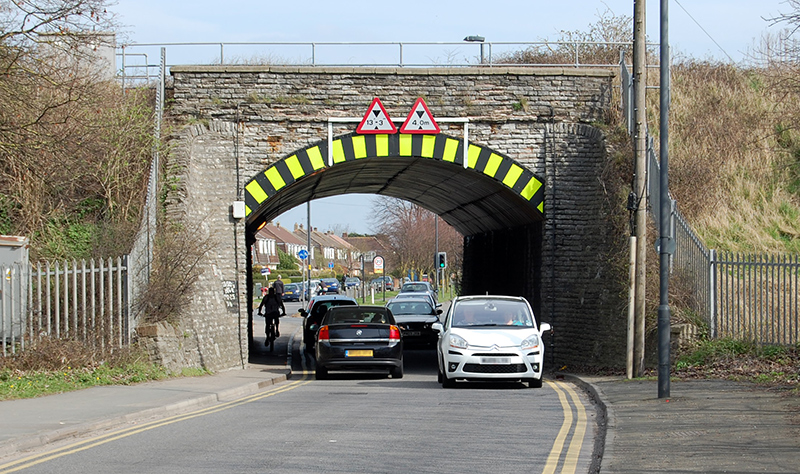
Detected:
[{"left": 243, "top": 132, "right": 544, "bottom": 234}]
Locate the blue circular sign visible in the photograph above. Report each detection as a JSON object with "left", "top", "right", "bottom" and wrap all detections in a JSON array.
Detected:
[{"left": 298, "top": 249, "right": 308, "bottom": 259}]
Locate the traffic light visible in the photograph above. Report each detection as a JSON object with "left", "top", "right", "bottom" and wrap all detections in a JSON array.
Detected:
[{"left": 437, "top": 252, "right": 447, "bottom": 269}]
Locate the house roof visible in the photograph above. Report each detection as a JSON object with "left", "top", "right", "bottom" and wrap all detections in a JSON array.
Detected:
[
  {"left": 258, "top": 223, "right": 305, "bottom": 246},
  {"left": 324, "top": 231, "right": 355, "bottom": 250},
  {"left": 343, "top": 235, "right": 390, "bottom": 254}
]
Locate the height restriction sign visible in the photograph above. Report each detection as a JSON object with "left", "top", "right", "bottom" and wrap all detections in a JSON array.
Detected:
[
  {"left": 399, "top": 97, "right": 440, "bottom": 134},
  {"left": 356, "top": 97, "right": 398, "bottom": 134}
]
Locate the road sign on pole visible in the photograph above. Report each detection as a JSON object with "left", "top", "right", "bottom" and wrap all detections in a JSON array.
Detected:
[
  {"left": 373, "top": 255, "right": 384, "bottom": 274},
  {"left": 298, "top": 249, "right": 308, "bottom": 260}
]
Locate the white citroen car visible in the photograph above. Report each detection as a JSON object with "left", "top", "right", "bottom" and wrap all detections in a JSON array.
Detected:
[{"left": 432, "top": 295, "right": 551, "bottom": 388}]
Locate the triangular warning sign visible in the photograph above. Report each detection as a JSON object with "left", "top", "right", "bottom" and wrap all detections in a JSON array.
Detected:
[
  {"left": 399, "top": 97, "right": 441, "bottom": 134},
  {"left": 356, "top": 98, "right": 397, "bottom": 134}
]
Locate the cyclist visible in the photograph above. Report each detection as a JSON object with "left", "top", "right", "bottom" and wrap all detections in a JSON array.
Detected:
[{"left": 258, "top": 286, "right": 282, "bottom": 341}]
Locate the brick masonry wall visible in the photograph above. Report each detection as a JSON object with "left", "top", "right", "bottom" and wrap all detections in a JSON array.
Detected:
[{"left": 161, "top": 66, "right": 624, "bottom": 370}]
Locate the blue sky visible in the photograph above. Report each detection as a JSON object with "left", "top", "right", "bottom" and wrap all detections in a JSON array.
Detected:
[{"left": 112, "top": 0, "right": 792, "bottom": 233}]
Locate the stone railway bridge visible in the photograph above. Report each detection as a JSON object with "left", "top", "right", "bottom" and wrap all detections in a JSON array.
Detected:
[{"left": 152, "top": 65, "right": 627, "bottom": 371}]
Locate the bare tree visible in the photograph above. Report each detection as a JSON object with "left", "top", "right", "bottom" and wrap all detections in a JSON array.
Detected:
[
  {"left": 497, "top": 7, "right": 633, "bottom": 66},
  {"left": 371, "top": 196, "right": 462, "bottom": 279},
  {"left": 0, "top": 2, "right": 155, "bottom": 260}
]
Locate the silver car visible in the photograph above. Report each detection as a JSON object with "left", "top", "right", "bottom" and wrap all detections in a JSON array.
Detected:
[{"left": 432, "top": 295, "right": 551, "bottom": 388}]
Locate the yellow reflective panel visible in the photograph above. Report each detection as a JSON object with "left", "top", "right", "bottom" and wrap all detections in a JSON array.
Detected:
[
  {"left": 307, "top": 146, "right": 326, "bottom": 169},
  {"left": 399, "top": 134, "right": 413, "bottom": 156},
  {"left": 484, "top": 153, "right": 502, "bottom": 177},
  {"left": 421, "top": 135, "right": 436, "bottom": 158},
  {"left": 467, "top": 145, "right": 481, "bottom": 169},
  {"left": 503, "top": 163, "right": 524, "bottom": 188},
  {"left": 265, "top": 166, "right": 286, "bottom": 190},
  {"left": 285, "top": 155, "right": 304, "bottom": 179},
  {"left": 245, "top": 180, "right": 268, "bottom": 203},
  {"left": 352, "top": 135, "right": 367, "bottom": 159},
  {"left": 521, "top": 177, "right": 543, "bottom": 201},
  {"left": 376, "top": 134, "right": 389, "bottom": 156},
  {"left": 538, "top": 201, "right": 544, "bottom": 213},
  {"left": 443, "top": 138, "right": 459, "bottom": 162},
  {"left": 332, "top": 139, "right": 346, "bottom": 163},
  {"left": 245, "top": 204, "right": 252, "bottom": 216}
]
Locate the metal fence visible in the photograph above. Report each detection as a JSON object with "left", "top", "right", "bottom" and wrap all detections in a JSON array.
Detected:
[
  {"left": 711, "top": 252, "right": 800, "bottom": 345},
  {"left": 620, "top": 57, "right": 800, "bottom": 346},
  {"left": 1, "top": 257, "right": 131, "bottom": 356}
]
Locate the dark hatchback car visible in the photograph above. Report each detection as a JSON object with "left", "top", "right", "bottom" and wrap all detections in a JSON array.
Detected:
[
  {"left": 320, "top": 278, "right": 340, "bottom": 294},
  {"left": 314, "top": 306, "right": 404, "bottom": 380},
  {"left": 282, "top": 283, "right": 303, "bottom": 302},
  {"left": 300, "top": 295, "right": 358, "bottom": 352},
  {"left": 385, "top": 298, "right": 442, "bottom": 348}
]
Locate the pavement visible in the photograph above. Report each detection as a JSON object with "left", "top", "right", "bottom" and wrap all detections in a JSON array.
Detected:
[{"left": 1, "top": 316, "right": 799, "bottom": 473}]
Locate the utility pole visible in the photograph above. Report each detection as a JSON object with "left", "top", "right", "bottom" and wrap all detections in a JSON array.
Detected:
[
  {"left": 633, "top": 0, "right": 648, "bottom": 378},
  {"left": 657, "top": 0, "right": 672, "bottom": 398}
]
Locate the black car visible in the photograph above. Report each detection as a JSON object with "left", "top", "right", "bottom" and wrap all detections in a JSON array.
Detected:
[
  {"left": 299, "top": 294, "right": 358, "bottom": 352},
  {"left": 314, "top": 305, "right": 403, "bottom": 380},
  {"left": 385, "top": 298, "right": 442, "bottom": 347}
]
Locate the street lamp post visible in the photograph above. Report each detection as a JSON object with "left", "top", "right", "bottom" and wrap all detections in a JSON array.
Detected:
[{"left": 463, "top": 35, "right": 485, "bottom": 64}]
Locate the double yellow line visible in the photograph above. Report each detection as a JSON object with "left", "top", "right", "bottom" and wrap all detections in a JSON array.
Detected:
[
  {"left": 0, "top": 376, "right": 311, "bottom": 473},
  {"left": 541, "top": 380, "right": 589, "bottom": 474}
]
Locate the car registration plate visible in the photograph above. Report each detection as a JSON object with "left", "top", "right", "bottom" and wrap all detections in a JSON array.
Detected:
[
  {"left": 345, "top": 349, "right": 373, "bottom": 357},
  {"left": 481, "top": 357, "right": 511, "bottom": 365},
  {"left": 404, "top": 331, "right": 421, "bottom": 337}
]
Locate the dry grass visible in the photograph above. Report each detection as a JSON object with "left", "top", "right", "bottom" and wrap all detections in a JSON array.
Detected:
[{"left": 646, "top": 61, "right": 800, "bottom": 254}]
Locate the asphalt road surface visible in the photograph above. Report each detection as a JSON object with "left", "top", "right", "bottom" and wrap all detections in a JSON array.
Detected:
[{"left": 4, "top": 315, "right": 599, "bottom": 474}]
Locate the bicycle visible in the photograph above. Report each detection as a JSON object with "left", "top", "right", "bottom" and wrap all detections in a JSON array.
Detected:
[{"left": 262, "top": 311, "right": 279, "bottom": 352}]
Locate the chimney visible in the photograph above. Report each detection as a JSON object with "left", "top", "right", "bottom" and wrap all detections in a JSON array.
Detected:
[
  {"left": 294, "top": 223, "right": 298, "bottom": 231},
  {"left": 343, "top": 232, "right": 348, "bottom": 238}
]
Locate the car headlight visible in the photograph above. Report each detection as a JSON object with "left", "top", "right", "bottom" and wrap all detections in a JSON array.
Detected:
[
  {"left": 449, "top": 334, "right": 468, "bottom": 349},
  {"left": 521, "top": 334, "right": 541, "bottom": 350}
]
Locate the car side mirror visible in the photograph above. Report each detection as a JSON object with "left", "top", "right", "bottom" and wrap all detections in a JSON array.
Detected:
[
  {"left": 435, "top": 309, "right": 443, "bottom": 315},
  {"left": 435, "top": 303, "right": 442, "bottom": 308},
  {"left": 539, "top": 322, "right": 551, "bottom": 334},
  {"left": 432, "top": 322, "right": 443, "bottom": 333},
  {"left": 299, "top": 309, "right": 308, "bottom": 317},
  {"left": 309, "top": 323, "right": 319, "bottom": 333}
]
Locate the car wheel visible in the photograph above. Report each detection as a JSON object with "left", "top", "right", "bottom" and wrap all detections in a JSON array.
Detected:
[
  {"left": 527, "top": 378, "right": 543, "bottom": 388},
  {"left": 442, "top": 374, "right": 457, "bottom": 388},
  {"left": 390, "top": 365, "right": 404, "bottom": 379},
  {"left": 315, "top": 365, "right": 328, "bottom": 380}
]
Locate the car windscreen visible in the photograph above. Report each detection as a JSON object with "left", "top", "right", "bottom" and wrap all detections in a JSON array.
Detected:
[
  {"left": 324, "top": 308, "right": 393, "bottom": 324},
  {"left": 451, "top": 300, "right": 533, "bottom": 328},
  {"left": 387, "top": 301, "right": 434, "bottom": 315}
]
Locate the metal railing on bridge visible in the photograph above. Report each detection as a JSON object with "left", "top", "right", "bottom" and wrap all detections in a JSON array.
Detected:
[
  {"left": 620, "top": 57, "right": 800, "bottom": 346},
  {"left": 116, "top": 40, "right": 645, "bottom": 87}
]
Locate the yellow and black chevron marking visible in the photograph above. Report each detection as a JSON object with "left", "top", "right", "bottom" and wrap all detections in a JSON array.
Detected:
[{"left": 243, "top": 132, "right": 544, "bottom": 220}]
